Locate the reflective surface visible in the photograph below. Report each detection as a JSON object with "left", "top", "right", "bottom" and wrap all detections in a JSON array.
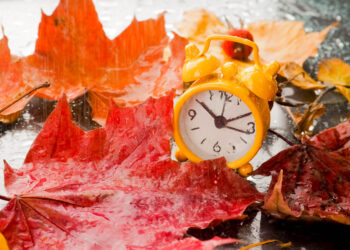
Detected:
[{"left": 0, "top": 0, "right": 349, "bottom": 249}]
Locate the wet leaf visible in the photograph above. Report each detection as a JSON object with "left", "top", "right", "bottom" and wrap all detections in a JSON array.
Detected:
[
  {"left": 1, "top": 94, "right": 262, "bottom": 249},
  {"left": 247, "top": 21, "right": 338, "bottom": 65},
  {"left": 0, "top": 34, "right": 32, "bottom": 123},
  {"left": 293, "top": 103, "right": 325, "bottom": 138},
  {"left": 318, "top": 58, "right": 350, "bottom": 102},
  {"left": 13, "top": 0, "right": 186, "bottom": 125},
  {"left": 253, "top": 119, "right": 350, "bottom": 225},
  {"left": 280, "top": 62, "right": 325, "bottom": 90}
]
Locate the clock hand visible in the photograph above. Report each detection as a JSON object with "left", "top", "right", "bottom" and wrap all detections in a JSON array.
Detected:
[
  {"left": 226, "top": 112, "right": 252, "bottom": 123},
  {"left": 195, "top": 99, "right": 217, "bottom": 118},
  {"left": 224, "top": 125, "right": 253, "bottom": 135},
  {"left": 221, "top": 100, "right": 227, "bottom": 116}
]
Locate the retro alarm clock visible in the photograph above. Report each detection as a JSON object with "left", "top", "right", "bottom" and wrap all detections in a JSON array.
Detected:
[{"left": 173, "top": 35, "right": 280, "bottom": 174}]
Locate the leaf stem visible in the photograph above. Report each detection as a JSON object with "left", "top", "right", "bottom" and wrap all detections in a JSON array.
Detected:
[
  {"left": 268, "top": 129, "right": 295, "bottom": 146},
  {"left": 312, "top": 86, "right": 336, "bottom": 105},
  {"left": 0, "top": 82, "right": 50, "bottom": 114},
  {"left": 0, "top": 195, "right": 11, "bottom": 201}
]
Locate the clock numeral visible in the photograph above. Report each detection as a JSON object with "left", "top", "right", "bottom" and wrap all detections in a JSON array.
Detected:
[
  {"left": 209, "top": 90, "right": 214, "bottom": 101},
  {"left": 219, "top": 91, "right": 233, "bottom": 102},
  {"left": 246, "top": 122, "right": 255, "bottom": 134},
  {"left": 188, "top": 109, "right": 197, "bottom": 120},
  {"left": 213, "top": 141, "right": 221, "bottom": 153}
]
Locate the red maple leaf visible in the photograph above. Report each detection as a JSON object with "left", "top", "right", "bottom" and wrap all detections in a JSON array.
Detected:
[
  {"left": 252, "top": 119, "right": 350, "bottom": 225},
  {"left": 0, "top": 33, "right": 32, "bottom": 123},
  {"left": 20, "top": 0, "right": 186, "bottom": 125},
  {"left": 1, "top": 93, "right": 262, "bottom": 249}
]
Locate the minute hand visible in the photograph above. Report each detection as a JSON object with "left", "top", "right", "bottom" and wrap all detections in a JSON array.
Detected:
[
  {"left": 224, "top": 125, "right": 251, "bottom": 134},
  {"left": 226, "top": 112, "right": 252, "bottom": 122},
  {"left": 195, "top": 99, "right": 217, "bottom": 118}
]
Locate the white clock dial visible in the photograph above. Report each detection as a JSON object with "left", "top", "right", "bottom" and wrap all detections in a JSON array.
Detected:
[{"left": 179, "top": 89, "right": 256, "bottom": 163}]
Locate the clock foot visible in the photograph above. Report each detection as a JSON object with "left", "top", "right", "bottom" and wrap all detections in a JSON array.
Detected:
[
  {"left": 238, "top": 163, "right": 253, "bottom": 177},
  {"left": 175, "top": 148, "right": 188, "bottom": 162}
]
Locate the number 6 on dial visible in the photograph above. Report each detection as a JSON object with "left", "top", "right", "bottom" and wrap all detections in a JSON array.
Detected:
[{"left": 174, "top": 35, "right": 280, "bottom": 172}]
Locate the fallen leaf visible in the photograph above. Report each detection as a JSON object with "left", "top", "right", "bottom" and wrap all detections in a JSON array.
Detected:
[
  {"left": 20, "top": 0, "right": 186, "bottom": 125},
  {"left": 293, "top": 103, "right": 325, "bottom": 138},
  {"left": 247, "top": 21, "right": 338, "bottom": 65},
  {"left": 318, "top": 58, "right": 350, "bottom": 102},
  {"left": 175, "top": 9, "right": 254, "bottom": 71},
  {"left": 175, "top": 9, "right": 227, "bottom": 44},
  {"left": 252, "top": 119, "right": 350, "bottom": 225},
  {"left": 280, "top": 62, "right": 325, "bottom": 89},
  {"left": 0, "top": 34, "right": 32, "bottom": 123},
  {"left": 1, "top": 93, "right": 262, "bottom": 249}
]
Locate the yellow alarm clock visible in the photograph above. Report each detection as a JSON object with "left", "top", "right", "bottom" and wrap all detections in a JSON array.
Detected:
[{"left": 174, "top": 35, "right": 280, "bottom": 172}]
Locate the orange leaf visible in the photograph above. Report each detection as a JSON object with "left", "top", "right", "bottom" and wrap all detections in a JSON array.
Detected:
[
  {"left": 318, "top": 58, "right": 350, "bottom": 102},
  {"left": 21, "top": 0, "right": 187, "bottom": 124},
  {"left": 0, "top": 34, "right": 32, "bottom": 123},
  {"left": 175, "top": 9, "right": 254, "bottom": 74},
  {"left": 175, "top": 9, "right": 227, "bottom": 44},
  {"left": 247, "top": 21, "right": 338, "bottom": 65},
  {"left": 263, "top": 170, "right": 295, "bottom": 217}
]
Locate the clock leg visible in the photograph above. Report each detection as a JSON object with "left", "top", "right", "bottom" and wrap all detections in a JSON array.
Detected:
[
  {"left": 238, "top": 163, "right": 253, "bottom": 177},
  {"left": 175, "top": 148, "right": 188, "bottom": 162}
]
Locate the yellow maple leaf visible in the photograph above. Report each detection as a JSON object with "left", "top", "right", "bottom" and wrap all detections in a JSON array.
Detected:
[{"left": 318, "top": 58, "right": 350, "bottom": 102}]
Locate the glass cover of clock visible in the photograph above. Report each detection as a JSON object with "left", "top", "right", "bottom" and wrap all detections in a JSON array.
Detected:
[{"left": 179, "top": 89, "right": 256, "bottom": 162}]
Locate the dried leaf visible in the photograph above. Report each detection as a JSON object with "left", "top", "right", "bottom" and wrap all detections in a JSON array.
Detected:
[
  {"left": 247, "top": 21, "right": 338, "bottom": 65},
  {"left": 253, "top": 119, "right": 350, "bottom": 225},
  {"left": 318, "top": 58, "right": 350, "bottom": 102},
  {"left": 175, "top": 9, "right": 227, "bottom": 44},
  {"left": 293, "top": 103, "right": 325, "bottom": 138},
  {"left": 1, "top": 94, "right": 262, "bottom": 249},
  {"left": 175, "top": 9, "right": 254, "bottom": 73},
  {"left": 280, "top": 62, "right": 325, "bottom": 89}
]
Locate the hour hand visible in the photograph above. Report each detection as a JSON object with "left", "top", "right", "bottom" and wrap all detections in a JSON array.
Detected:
[{"left": 196, "top": 99, "right": 217, "bottom": 118}]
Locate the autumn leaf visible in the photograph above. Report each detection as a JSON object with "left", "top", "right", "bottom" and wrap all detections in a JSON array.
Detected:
[
  {"left": 247, "top": 21, "right": 338, "bottom": 65},
  {"left": 175, "top": 9, "right": 254, "bottom": 72},
  {"left": 15, "top": 0, "right": 186, "bottom": 125},
  {"left": 280, "top": 62, "right": 325, "bottom": 90},
  {"left": 1, "top": 93, "right": 262, "bottom": 249},
  {"left": 175, "top": 9, "right": 227, "bottom": 44},
  {"left": 0, "top": 34, "right": 32, "bottom": 123},
  {"left": 293, "top": 103, "right": 325, "bottom": 138},
  {"left": 318, "top": 58, "right": 350, "bottom": 102},
  {"left": 252, "top": 119, "right": 350, "bottom": 225}
]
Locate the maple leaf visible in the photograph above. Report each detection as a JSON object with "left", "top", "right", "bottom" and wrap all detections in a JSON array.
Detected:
[
  {"left": 318, "top": 58, "right": 350, "bottom": 102},
  {"left": 175, "top": 9, "right": 254, "bottom": 72},
  {"left": 252, "top": 119, "right": 350, "bottom": 225},
  {"left": 0, "top": 34, "right": 31, "bottom": 123},
  {"left": 1, "top": 93, "right": 262, "bottom": 249},
  {"left": 247, "top": 21, "right": 338, "bottom": 65},
  {"left": 15, "top": 0, "right": 186, "bottom": 125}
]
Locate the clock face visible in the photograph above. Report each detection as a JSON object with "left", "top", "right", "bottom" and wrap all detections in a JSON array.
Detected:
[{"left": 179, "top": 89, "right": 256, "bottom": 163}]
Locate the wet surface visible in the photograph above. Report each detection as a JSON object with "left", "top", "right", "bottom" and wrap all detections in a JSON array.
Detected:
[{"left": 0, "top": 0, "right": 350, "bottom": 249}]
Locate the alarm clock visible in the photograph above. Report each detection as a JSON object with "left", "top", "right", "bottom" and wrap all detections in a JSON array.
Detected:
[{"left": 174, "top": 35, "right": 280, "bottom": 172}]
